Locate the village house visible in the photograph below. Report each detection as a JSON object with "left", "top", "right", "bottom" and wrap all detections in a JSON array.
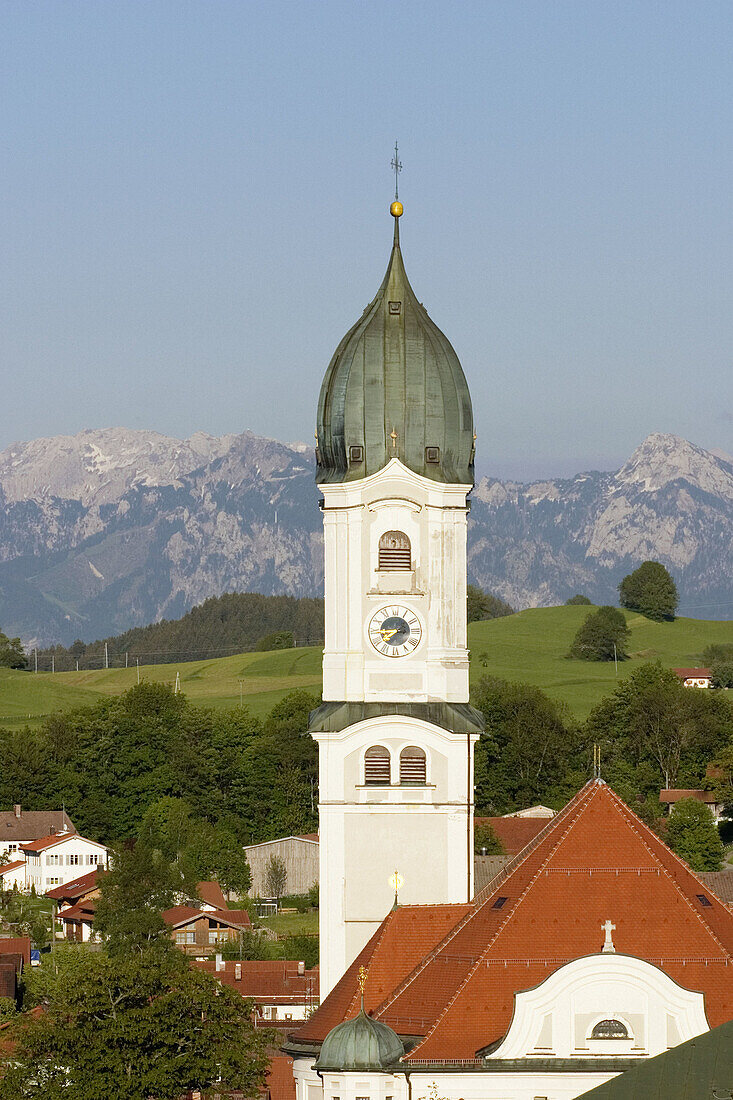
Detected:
[
  {"left": 194, "top": 958, "right": 319, "bottom": 1025},
  {"left": 21, "top": 831, "right": 107, "bottom": 893},
  {"left": 673, "top": 667, "right": 714, "bottom": 688},
  {"left": 0, "top": 805, "right": 75, "bottom": 861},
  {"left": 659, "top": 787, "right": 727, "bottom": 821},
  {"left": 162, "top": 904, "right": 251, "bottom": 956}
]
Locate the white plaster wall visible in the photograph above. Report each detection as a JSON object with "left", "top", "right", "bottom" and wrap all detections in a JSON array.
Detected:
[
  {"left": 321, "top": 460, "right": 471, "bottom": 704},
  {"left": 24, "top": 837, "right": 107, "bottom": 892},
  {"left": 315, "top": 715, "right": 476, "bottom": 998}
]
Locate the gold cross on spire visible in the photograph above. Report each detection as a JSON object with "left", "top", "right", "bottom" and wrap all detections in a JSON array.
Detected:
[
  {"left": 391, "top": 141, "right": 402, "bottom": 202},
  {"left": 358, "top": 966, "right": 368, "bottom": 995},
  {"left": 390, "top": 427, "right": 398, "bottom": 451}
]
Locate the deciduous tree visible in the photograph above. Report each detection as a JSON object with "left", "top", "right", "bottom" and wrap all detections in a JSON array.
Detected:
[
  {"left": 1, "top": 947, "right": 274, "bottom": 1100},
  {"left": 618, "top": 560, "right": 678, "bottom": 621},
  {"left": 567, "top": 606, "right": 629, "bottom": 661},
  {"left": 666, "top": 798, "right": 724, "bottom": 871}
]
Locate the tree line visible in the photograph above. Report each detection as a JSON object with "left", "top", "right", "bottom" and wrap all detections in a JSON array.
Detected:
[{"left": 32, "top": 591, "right": 326, "bottom": 670}]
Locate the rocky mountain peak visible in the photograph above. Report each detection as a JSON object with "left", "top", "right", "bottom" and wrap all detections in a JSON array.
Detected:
[{"left": 614, "top": 433, "right": 733, "bottom": 501}]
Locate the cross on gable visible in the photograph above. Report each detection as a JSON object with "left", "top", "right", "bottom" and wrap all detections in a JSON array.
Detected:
[{"left": 601, "top": 919, "right": 616, "bottom": 953}]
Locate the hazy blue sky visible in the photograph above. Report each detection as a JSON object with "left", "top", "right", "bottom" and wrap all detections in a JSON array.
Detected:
[{"left": 2, "top": 1, "right": 732, "bottom": 479}]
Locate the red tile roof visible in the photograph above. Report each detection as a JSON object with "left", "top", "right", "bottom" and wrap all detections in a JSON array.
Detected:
[
  {"left": 197, "top": 880, "right": 227, "bottom": 909},
  {"left": 0, "top": 937, "right": 31, "bottom": 966},
  {"left": 475, "top": 815, "right": 547, "bottom": 854},
  {"left": 674, "top": 668, "right": 712, "bottom": 678},
  {"left": 45, "top": 869, "right": 99, "bottom": 902},
  {"left": 291, "top": 780, "right": 733, "bottom": 1062},
  {"left": 660, "top": 789, "right": 719, "bottom": 804},
  {"left": 194, "top": 959, "right": 319, "bottom": 1002},
  {"left": 0, "top": 860, "right": 26, "bottom": 875},
  {"left": 292, "top": 903, "right": 470, "bottom": 1043},
  {"left": 21, "top": 831, "right": 102, "bottom": 853},
  {"left": 265, "top": 1053, "right": 296, "bottom": 1100},
  {"left": 162, "top": 906, "right": 251, "bottom": 930}
]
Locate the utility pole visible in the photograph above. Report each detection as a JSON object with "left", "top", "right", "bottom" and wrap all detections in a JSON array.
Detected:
[
  {"left": 238, "top": 679, "right": 244, "bottom": 707},
  {"left": 136, "top": 656, "right": 140, "bottom": 685},
  {"left": 104, "top": 642, "right": 109, "bottom": 670},
  {"left": 34, "top": 648, "right": 38, "bottom": 674},
  {"left": 51, "top": 655, "right": 55, "bottom": 674},
  {"left": 174, "top": 671, "right": 180, "bottom": 694},
  {"left": 76, "top": 659, "right": 79, "bottom": 672},
  {"left": 613, "top": 643, "right": 618, "bottom": 675},
  {"left": 125, "top": 651, "right": 128, "bottom": 668}
]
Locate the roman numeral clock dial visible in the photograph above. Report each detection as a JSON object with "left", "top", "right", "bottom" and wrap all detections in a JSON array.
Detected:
[{"left": 368, "top": 605, "right": 423, "bottom": 658}]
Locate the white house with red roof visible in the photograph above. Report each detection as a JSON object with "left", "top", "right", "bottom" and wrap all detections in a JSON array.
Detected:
[
  {"left": 286, "top": 778, "right": 733, "bottom": 1099},
  {"left": 21, "top": 830, "right": 107, "bottom": 893}
]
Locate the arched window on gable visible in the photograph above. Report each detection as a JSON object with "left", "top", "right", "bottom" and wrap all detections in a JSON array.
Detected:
[
  {"left": 399, "top": 746, "right": 427, "bottom": 786},
  {"left": 590, "top": 1019, "right": 629, "bottom": 1040},
  {"left": 378, "top": 530, "right": 411, "bottom": 571},
  {"left": 364, "top": 746, "right": 391, "bottom": 786}
]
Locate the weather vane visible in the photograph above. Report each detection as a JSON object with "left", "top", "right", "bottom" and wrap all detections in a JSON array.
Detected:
[{"left": 391, "top": 141, "right": 402, "bottom": 202}]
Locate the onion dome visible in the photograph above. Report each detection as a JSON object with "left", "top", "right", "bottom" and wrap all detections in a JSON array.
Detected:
[
  {"left": 315, "top": 1009, "right": 404, "bottom": 1073},
  {"left": 316, "top": 204, "right": 476, "bottom": 486}
]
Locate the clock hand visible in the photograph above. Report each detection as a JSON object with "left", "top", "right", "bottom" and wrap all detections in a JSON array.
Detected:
[{"left": 380, "top": 629, "right": 398, "bottom": 641}]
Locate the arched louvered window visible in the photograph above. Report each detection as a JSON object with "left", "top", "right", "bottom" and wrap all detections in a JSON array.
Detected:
[
  {"left": 378, "top": 530, "right": 411, "bottom": 571},
  {"left": 399, "top": 746, "right": 427, "bottom": 785},
  {"left": 591, "top": 1019, "right": 629, "bottom": 1040},
  {"left": 364, "top": 746, "right": 391, "bottom": 786}
]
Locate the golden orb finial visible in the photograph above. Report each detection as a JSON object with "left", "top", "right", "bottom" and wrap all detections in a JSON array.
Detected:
[{"left": 390, "top": 200, "right": 403, "bottom": 218}]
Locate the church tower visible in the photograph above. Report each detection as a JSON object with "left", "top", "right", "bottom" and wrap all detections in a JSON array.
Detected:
[{"left": 311, "top": 200, "right": 484, "bottom": 998}]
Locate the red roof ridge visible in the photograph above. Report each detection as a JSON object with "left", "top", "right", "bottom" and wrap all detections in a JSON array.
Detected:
[
  {"left": 602, "top": 784, "right": 733, "bottom": 960},
  {"left": 343, "top": 907, "right": 399, "bottom": 1019},
  {"left": 401, "top": 782, "right": 605, "bottom": 1058}
]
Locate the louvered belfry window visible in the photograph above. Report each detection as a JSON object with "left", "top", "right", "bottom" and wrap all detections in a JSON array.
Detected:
[
  {"left": 364, "top": 746, "right": 391, "bottom": 786},
  {"left": 378, "top": 530, "right": 411, "bottom": 571},
  {"left": 400, "top": 746, "right": 427, "bottom": 785}
]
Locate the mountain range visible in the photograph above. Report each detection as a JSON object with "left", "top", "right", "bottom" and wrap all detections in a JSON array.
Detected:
[{"left": 0, "top": 428, "right": 731, "bottom": 646}]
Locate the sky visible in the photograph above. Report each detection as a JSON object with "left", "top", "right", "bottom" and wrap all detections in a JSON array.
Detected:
[{"left": 2, "top": 1, "right": 732, "bottom": 480}]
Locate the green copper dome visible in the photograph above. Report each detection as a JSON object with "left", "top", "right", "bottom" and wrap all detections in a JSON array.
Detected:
[
  {"left": 316, "top": 211, "right": 476, "bottom": 486},
  {"left": 315, "top": 1009, "right": 404, "bottom": 1072}
]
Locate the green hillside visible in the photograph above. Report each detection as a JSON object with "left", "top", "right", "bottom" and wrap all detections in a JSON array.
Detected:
[{"left": 1, "top": 607, "right": 731, "bottom": 727}]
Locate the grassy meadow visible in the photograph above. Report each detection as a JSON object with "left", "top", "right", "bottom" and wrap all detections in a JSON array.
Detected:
[{"left": 0, "top": 606, "right": 731, "bottom": 727}]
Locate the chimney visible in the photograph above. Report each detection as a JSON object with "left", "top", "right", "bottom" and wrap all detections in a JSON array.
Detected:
[
  {"left": 235, "top": 963, "right": 242, "bottom": 981},
  {"left": 13, "top": 805, "right": 20, "bottom": 819},
  {"left": 215, "top": 953, "right": 224, "bottom": 972},
  {"left": 298, "top": 960, "right": 305, "bottom": 975}
]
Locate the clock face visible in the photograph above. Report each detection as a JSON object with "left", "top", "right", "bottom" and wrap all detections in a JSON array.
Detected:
[{"left": 368, "top": 604, "right": 422, "bottom": 657}]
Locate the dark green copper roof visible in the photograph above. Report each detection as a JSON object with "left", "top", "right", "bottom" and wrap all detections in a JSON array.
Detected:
[
  {"left": 316, "top": 212, "right": 475, "bottom": 486},
  {"left": 315, "top": 1008, "right": 405, "bottom": 1072},
  {"left": 309, "top": 700, "right": 485, "bottom": 736}
]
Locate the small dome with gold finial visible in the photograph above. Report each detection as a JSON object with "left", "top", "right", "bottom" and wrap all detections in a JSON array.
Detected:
[{"left": 314, "top": 967, "right": 404, "bottom": 1072}]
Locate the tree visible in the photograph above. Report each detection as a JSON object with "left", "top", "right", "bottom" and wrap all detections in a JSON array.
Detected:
[
  {"left": 565, "top": 594, "right": 591, "bottom": 605},
  {"left": 255, "top": 630, "right": 294, "bottom": 651},
  {"left": 666, "top": 799, "right": 724, "bottom": 871},
  {"left": 264, "top": 855, "right": 287, "bottom": 905},
  {"left": 474, "top": 822, "right": 504, "bottom": 855},
  {"left": 710, "top": 661, "right": 733, "bottom": 689},
  {"left": 585, "top": 663, "right": 733, "bottom": 796},
  {"left": 282, "top": 932, "right": 319, "bottom": 969},
  {"left": 472, "top": 677, "right": 582, "bottom": 813},
  {"left": 94, "top": 843, "right": 192, "bottom": 957},
  {"left": 567, "top": 606, "right": 630, "bottom": 661},
  {"left": 618, "top": 561, "right": 679, "bottom": 621},
  {"left": 0, "top": 631, "right": 27, "bottom": 670},
  {"left": 467, "top": 585, "right": 514, "bottom": 623},
  {"left": 703, "top": 643, "right": 733, "bottom": 665},
  {"left": 1, "top": 946, "right": 274, "bottom": 1100}
]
